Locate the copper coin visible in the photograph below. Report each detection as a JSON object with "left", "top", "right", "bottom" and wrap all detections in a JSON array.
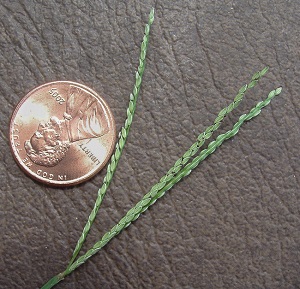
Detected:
[{"left": 9, "top": 81, "right": 116, "bottom": 186}]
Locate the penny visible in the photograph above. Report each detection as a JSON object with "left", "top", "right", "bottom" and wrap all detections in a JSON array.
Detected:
[{"left": 9, "top": 81, "right": 116, "bottom": 186}]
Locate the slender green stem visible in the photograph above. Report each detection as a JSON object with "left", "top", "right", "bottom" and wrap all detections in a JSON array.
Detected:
[
  {"left": 40, "top": 275, "right": 61, "bottom": 289},
  {"left": 66, "top": 8, "right": 155, "bottom": 269},
  {"left": 63, "top": 87, "right": 282, "bottom": 276}
]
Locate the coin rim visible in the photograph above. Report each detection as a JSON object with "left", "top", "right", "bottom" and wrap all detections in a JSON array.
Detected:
[{"left": 9, "top": 81, "right": 116, "bottom": 186}]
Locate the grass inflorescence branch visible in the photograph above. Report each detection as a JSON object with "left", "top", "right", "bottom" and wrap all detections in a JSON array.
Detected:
[
  {"left": 143, "top": 66, "right": 269, "bottom": 208},
  {"left": 66, "top": 8, "right": 155, "bottom": 270}
]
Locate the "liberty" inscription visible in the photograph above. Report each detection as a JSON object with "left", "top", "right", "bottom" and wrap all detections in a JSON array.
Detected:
[{"left": 79, "top": 143, "right": 101, "bottom": 165}]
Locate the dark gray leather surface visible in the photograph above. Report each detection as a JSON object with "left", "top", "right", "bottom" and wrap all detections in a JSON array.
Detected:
[{"left": 1, "top": 1, "right": 299, "bottom": 288}]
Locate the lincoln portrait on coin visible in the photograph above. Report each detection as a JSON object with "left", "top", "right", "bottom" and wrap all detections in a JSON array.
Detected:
[{"left": 24, "top": 85, "right": 110, "bottom": 167}]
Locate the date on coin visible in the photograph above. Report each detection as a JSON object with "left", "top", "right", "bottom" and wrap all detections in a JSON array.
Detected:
[{"left": 9, "top": 81, "right": 116, "bottom": 186}]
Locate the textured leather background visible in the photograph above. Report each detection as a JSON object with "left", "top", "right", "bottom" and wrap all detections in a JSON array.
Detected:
[{"left": 0, "top": 1, "right": 299, "bottom": 288}]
